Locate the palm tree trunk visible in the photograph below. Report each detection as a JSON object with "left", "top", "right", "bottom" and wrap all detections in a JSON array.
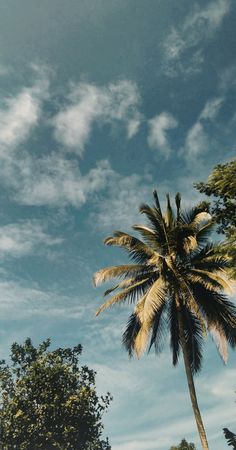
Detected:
[{"left": 177, "top": 309, "right": 209, "bottom": 450}]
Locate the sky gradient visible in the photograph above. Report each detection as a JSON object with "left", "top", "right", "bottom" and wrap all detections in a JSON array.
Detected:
[{"left": 0, "top": 1, "right": 235, "bottom": 449}]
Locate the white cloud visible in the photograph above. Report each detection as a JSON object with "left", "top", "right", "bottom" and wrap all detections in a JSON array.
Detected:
[
  {"left": 109, "top": 371, "right": 236, "bottom": 450},
  {"left": 0, "top": 89, "right": 39, "bottom": 152},
  {"left": 162, "top": 0, "right": 231, "bottom": 77},
  {"left": 90, "top": 171, "right": 156, "bottom": 232},
  {"left": 0, "top": 278, "right": 92, "bottom": 320},
  {"left": 148, "top": 112, "right": 178, "bottom": 158},
  {"left": 183, "top": 121, "right": 209, "bottom": 160},
  {"left": 0, "top": 89, "right": 115, "bottom": 207},
  {"left": 184, "top": 0, "right": 231, "bottom": 33},
  {"left": 201, "top": 368, "right": 236, "bottom": 401},
  {"left": 0, "top": 221, "right": 62, "bottom": 259},
  {"left": 182, "top": 95, "right": 224, "bottom": 162},
  {"left": 0, "top": 68, "right": 49, "bottom": 155},
  {"left": 52, "top": 80, "right": 141, "bottom": 155},
  {"left": 218, "top": 64, "right": 236, "bottom": 92},
  {"left": 0, "top": 73, "right": 143, "bottom": 209},
  {"left": 11, "top": 156, "right": 113, "bottom": 207},
  {"left": 200, "top": 97, "right": 224, "bottom": 120},
  {"left": 90, "top": 168, "right": 199, "bottom": 234},
  {"left": 127, "top": 118, "right": 141, "bottom": 139},
  {"left": 111, "top": 399, "right": 235, "bottom": 450}
]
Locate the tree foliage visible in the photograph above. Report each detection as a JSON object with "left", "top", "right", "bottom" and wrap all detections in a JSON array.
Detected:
[
  {"left": 194, "top": 159, "right": 236, "bottom": 279},
  {"left": 194, "top": 159, "right": 236, "bottom": 235},
  {"left": 0, "top": 338, "right": 111, "bottom": 450},
  {"left": 170, "top": 438, "right": 196, "bottom": 450}
]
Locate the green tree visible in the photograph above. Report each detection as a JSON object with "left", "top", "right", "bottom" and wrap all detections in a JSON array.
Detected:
[
  {"left": 170, "top": 438, "right": 196, "bottom": 449},
  {"left": 194, "top": 159, "right": 236, "bottom": 278},
  {"left": 0, "top": 338, "right": 111, "bottom": 450},
  {"left": 93, "top": 191, "right": 236, "bottom": 450}
]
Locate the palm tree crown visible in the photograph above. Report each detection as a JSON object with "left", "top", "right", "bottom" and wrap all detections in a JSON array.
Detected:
[{"left": 94, "top": 191, "right": 236, "bottom": 370}]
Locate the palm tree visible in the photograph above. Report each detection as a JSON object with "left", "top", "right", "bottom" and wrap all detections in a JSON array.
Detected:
[{"left": 93, "top": 191, "right": 236, "bottom": 450}]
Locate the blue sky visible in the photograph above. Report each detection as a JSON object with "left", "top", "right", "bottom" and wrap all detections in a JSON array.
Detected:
[{"left": 0, "top": 0, "right": 235, "bottom": 448}]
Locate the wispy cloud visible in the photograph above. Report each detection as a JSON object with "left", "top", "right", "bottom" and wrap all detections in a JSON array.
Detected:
[
  {"left": 147, "top": 112, "right": 178, "bottom": 159},
  {"left": 0, "top": 278, "right": 93, "bottom": 320},
  {"left": 53, "top": 80, "right": 142, "bottom": 155},
  {"left": 201, "top": 367, "right": 236, "bottom": 401},
  {"left": 181, "top": 95, "right": 224, "bottom": 163},
  {"left": 183, "top": 122, "right": 209, "bottom": 161},
  {"left": 0, "top": 71, "right": 114, "bottom": 208},
  {"left": 0, "top": 221, "right": 62, "bottom": 259},
  {"left": 11, "top": 156, "right": 113, "bottom": 207},
  {"left": 218, "top": 64, "right": 236, "bottom": 92},
  {"left": 0, "top": 73, "right": 144, "bottom": 209},
  {"left": 110, "top": 387, "right": 235, "bottom": 450},
  {"left": 199, "top": 97, "right": 224, "bottom": 120},
  {"left": 90, "top": 167, "right": 201, "bottom": 233},
  {"left": 162, "top": 0, "right": 231, "bottom": 77},
  {"left": 90, "top": 171, "right": 157, "bottom": 232},
  {"left": 0, "top": 66, "right": 49, "bottom": 155}
]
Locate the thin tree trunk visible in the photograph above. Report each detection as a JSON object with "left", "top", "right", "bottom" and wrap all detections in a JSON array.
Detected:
[{"left": 177, "top": 309, "right": 209, "bottom": 450}]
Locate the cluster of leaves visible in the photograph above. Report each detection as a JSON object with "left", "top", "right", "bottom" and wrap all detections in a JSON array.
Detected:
[
  {"left": 169, "top": 438, "right": 196, "bottom": 449},
  {"left": 194, "top": 160, "right": 236, "bottom": 235},
  {"left": 194, "top": 159, "right": 236, "bottom": 279},
  {"left": 0, "top": 338, "right": 111, "bottom": 450}
]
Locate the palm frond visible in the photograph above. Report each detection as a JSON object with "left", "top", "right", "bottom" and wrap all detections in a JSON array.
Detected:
[
  {"left": 196, "top": 221, "right": 216, "bottom": 247},
  {"left": 103, "top": 278, "right": 136, "bottom": 297},
  {"left": 175, "top": 192, "right": 181, "bottom": 222},
  {"left": 183, "top": 234, "right": 198, "bottom": 253},
  {"left": 139, "top": 193, "right": 171, "bottom": 253},
  {"left": 148, "top": 301, "right": 168, "bottom": 354},
  {"left": 93, "top": 264, "right": 147, "bottom": 287},
  {"left": 191, "top": 257, "right": 229, "bottom": 273},
  {"left": 132, "top": 294, "right": 153, "bottom": 357},
  {"left": 192, "top": 284, "right": 236, "bottom": 349},
  {"left": 95, "top": 278, "right": 149, "bottom": 316},
  {"left": 103, "top": 272, "right": 156, "bottom": 296},
  {"left": 223, "top": 428, "right": 236, "bottom": 448},
  {"left": 130, "top": 278, "right": 168, "bottom": 356},
  {"left": 182, "top": 306, "right": 204, "bottom": 374},
  {"left": 122, "top": 313, "right": 141, "bottom": 357},
  {"left": 153, "top": 189, "right": 163, "bottom": 216},
  {"left": 191, "top": 211, "right": 211, "bottom": 227},
  {"left": 180, "top": 208, "right": 209, "bottom": 228},
  {"left": 164, "top": 194, "right": 175, "bottom": 228},
  {"left": 191, "top": 268, "right": 232, "bottom": 293},
  {"left": 179, "top": 208, "right": 199, "bottom": 226},
  {"left": 168, "top": 298, "right": 180, "bottom": 366},
  {"left": 132, "top": 224, "right": 162, "bottom": 250},
  {"left": 209, "top": 323, "right": 228, "bottom": 363},
  {"left": 187, "top": 271, "right": 226, "bottom": 293},
  {"left": 104, "top": 232, "right": 156, "bottom": 264},
  {"left": 190, "top": 243, "right": 229, "bottom": 270},
  {"left": 139, "top": 203, "right": 164, "bottom": 230},
  {"left": 143, "top": 278, "right": 167, "bottom": 323},
  {"left": 169, "top": 226, "right": 196, "bottom": 256},
  {"left": 134, "top": 323, "right": 151, "bottom": 358},
  {"left": 165, "top": 260, "right": 207, "bottom": 335}
]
